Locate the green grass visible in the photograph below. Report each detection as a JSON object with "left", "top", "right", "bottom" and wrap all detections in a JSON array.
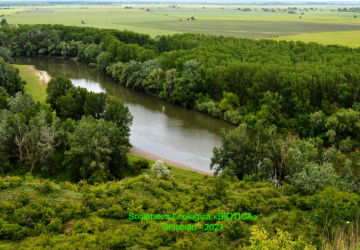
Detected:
[
  {"left": 273, "top": 30, "right": 360, "bottom": 48},
  {"left": 126, "top": 154, "right": 205, "bottom": 182},
  {"left": 14, "top": 64, "right": 47, "bottom": 103},
  {"left": 3, "top": 4, "right": 360, "bottom": 44},
  {"left": 125, "top": 20, "right": 360, "bottom": 39}
]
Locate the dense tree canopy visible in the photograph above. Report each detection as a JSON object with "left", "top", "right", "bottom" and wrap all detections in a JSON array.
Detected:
[{"left": 3, "top": 24, "right": 360, "bottom": 148}]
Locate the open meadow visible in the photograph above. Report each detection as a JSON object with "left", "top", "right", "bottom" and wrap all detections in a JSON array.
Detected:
[{"left": 2, "top": 4, "right": 360, "bottom": 46}]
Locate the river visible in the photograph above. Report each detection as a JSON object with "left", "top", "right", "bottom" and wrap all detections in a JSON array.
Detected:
[{"left": 14, "top": 57, "right": 236, "bottom": 173}]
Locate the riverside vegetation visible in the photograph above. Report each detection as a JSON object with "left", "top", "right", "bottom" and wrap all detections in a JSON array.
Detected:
[{"left": 0, "top": 23, "right": 360, "bottom": 249}]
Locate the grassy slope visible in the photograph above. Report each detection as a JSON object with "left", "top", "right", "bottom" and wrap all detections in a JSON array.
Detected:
[
  {"left": 14, "top": 64, "right": 47, "bottom": 103},
  {"left": 0, "top": 153, "right": 210, "bottom": 249},
  {"left": 272, "top": 30, "right": 360, "bottom": 48},
  {"left": 0, "top": 153, "right": 301, "bottom": 249}
]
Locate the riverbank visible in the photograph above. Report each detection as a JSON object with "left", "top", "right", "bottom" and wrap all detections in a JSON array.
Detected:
[
  {"left": 14, "top": 60, "right": 219, "bottom": 176},
  {"left": 13, "top": 64, "right": 48, "bottom": 103},
  {"left": 129, "top": 146, "right": 213, "bottom": 176}
]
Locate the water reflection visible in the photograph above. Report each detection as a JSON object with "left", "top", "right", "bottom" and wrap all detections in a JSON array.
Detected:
[{"left": 14, "top": 57, "right": 236, "bottom": 173}]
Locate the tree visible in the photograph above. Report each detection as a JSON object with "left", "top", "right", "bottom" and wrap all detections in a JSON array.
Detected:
[
  {"left": 24, "top": 111, "right": 60, "bottom": 175},
  {"left": 257, "top": 91, "right": 283, "bottom": 125},
  {"left": 0, "top": 58, "right": 26, "bottom": 96},
  {"left": 56, "top": 86, "right": 86, "bottom": 121},
  {"left": 84, "top": 92, "right": 107, "bottom": 119},
  {"left": 7, "top": 114, "right": 29, "bottom": 168},
  {"left": 172, "top": 59, "right": 202, "bottom": 108},
  {"left": 0, "top": 18, "right": 7, "bottom": 26},
  {"left": 65, "top": 116, "right": 130, "bottom": 181},
  {"left": 218, "top": 91, "right": 239, "bottom": 112},
  {"left": 164, "top": 69, "right": 177, "bottom": 101},
  {"left": 0, "top": 47, "right": 12, "bottom": 63},
  {"left": 288, "top": 162, "right": 338, "bottom": 194},
  {"left": 211, "top": 123, "right": 277, "bottom": 180},
  {"left": 46, "top": 76, "right": 74, "bottom": 114},
  {"left": 97, "top": 51, "right": 114, "bottom": 72},
  {"left": 7, "top": 92, "right": 35, "bottom": 114},
  {"left": 309, "top": 111, "right": 325, "bottom": 135},
  {"left": 0, "top": 86, "right": 8, "bottom": 109},
  {"left": 142, "top": 68, "right": 164, "bottom": 92},
  {"left": 101, "top": 96, "right": 133, "bottom": 139}
]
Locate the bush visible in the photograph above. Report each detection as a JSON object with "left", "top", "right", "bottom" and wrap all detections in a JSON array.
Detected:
[
  {"left": 59, "top": 181, "right": 78, "bottom": 192},
  {"left": 157, "top": 180, "right": 173, "bottom": 190},
  {"left": 133, "top": 158, "right": 150, "bottom": 169},
  {"left": 280, "top": 183, "right": 295, "bottom": 196},
  {"left": 0, "top": 220, "right": 24, "bottom": 240},
  {"left": 268, "top": 198, "right": 291, "bottom": 211},
  {"left": 18, "top": 193, "right": 30, "bottom": 206},
  {"left": 4, "top": 176, "right": 22, "bottom": 187},
  {"left": 98, "top": 205, "right": 127, "bottom": 219},
  {"left": 38, "top": 180, "right": 52, "bottom": 193},
  {"left": 45, "top": 218, "right": 63, "bottom": 235},
  {"left": 151, "top": 160, "right": 170, "bottom": 178},
  {"left": 296, "top": 197, "right": 311, "bottom": 210}
]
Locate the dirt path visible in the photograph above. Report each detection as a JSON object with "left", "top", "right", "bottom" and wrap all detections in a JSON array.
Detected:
[
  {"left": 129, "top": 146, "right": 213, "bottom": 176},
  {"left": 29, "top": 66, "right": 51, "bottom": 84}
]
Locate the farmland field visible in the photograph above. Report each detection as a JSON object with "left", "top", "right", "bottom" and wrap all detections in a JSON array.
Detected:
[{"left": 2, "top": 4, "right": 360, "bottom": 46}]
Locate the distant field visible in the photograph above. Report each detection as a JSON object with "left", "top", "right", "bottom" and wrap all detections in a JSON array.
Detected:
[
  {"left": 124, "top": 20, "right": 360, "bottom": 39},
  {"left": 273, "top": 30, "right": 360, "bottom": 48},
  {"left": 3, "top": 4, "right": 360, "bottom": 45}
]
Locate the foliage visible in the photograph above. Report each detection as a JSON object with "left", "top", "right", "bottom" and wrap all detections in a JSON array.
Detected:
[{"left": 151, "top": 160, "right": 171, "bottom": 178}]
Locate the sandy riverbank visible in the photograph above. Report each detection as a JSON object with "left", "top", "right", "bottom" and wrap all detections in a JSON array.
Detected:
[
  {"left": 129, "top": 146, "right": 213, "bottom": 176},
  {"left": 29, "top": 66, "right": 51, "bottom": 84}
]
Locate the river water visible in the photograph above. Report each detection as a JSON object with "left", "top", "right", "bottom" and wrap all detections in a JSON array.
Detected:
[{"left": 14, "top": 57, "right": 236, "bottom": 173}]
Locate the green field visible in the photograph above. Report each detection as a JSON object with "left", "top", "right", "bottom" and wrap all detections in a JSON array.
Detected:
[
  {"left": 3, "top": 4, "right": 360, "bottom": 45},
  {"left": 14, "top": 64, "right": 47, "bottom": 103},
  {"left": 273, "top": 29, "right": 360, "bottom": 48}
]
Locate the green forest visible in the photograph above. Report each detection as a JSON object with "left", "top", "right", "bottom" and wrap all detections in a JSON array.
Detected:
[{"left": 1, "top": 23, "right": 360, "bottom": 249}]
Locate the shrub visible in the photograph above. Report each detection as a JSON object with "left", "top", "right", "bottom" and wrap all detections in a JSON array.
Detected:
[
  {"left": 268, "top": 198, "right": 291, "bottom": 211},
  {"left": 133, "top": 158, "right": 150, "bottom": 171},
  {"left": 38, "top": 180, "right": 52, "bottom": 193},
  {"left": 98, "top": 205, "right": 127, "bottom": 219},
  {"left": 296, "top": 197, "right": 311, "bottom": 210},
  {"left": 280, "top": 183, "right": 295, "bottom": 196},
  {"left": 59, "top": 181, "right": 78, "bottom": 192},
  {"left": 73, "top": 219, "right": 95, "bottom": 234},
  {"left": 18, "top": 193, "right": 30, "bottom": 206},
  {"left": 157, "top": 180, "right": 173, "bottom": 190},
  {"left": 46, "top": 218, "right": 63, "bottom": 234},
  {"left": 151, "top": 160, "right": 170, "bottom": 178},
  {"left": 0, "top": 220, "right": 24, "bottom": 240}
]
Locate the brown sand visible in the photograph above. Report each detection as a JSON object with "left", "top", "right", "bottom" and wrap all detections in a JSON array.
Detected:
[
  {"left": 129, "top": 146, "right": 213, "bottom": 176},
  {"left": 30, "top": 66, "right": 51, "bottom": 84}
]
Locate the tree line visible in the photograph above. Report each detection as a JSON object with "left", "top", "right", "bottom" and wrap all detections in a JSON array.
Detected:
[
  {"left": 2, "top": 24, "right": 360, "bottom": 183},
  {"left": 2, "top": 25, "right": 360, "bottom": 148}
]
